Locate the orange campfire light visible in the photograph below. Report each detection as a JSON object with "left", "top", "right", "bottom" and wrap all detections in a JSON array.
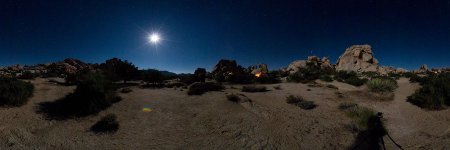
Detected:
[{"left": 255, "top": 72, "right": 262, "bottom": 78}]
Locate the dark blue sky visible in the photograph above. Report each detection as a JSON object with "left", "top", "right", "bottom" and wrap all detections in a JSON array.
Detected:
[{"left": 1, "top": 0, "right": 450, "bottom": 73}]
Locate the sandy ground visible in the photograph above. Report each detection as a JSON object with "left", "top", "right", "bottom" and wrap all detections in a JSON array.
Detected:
[{"left": 0, "top": 78, "right": 449, "bottom": 149}]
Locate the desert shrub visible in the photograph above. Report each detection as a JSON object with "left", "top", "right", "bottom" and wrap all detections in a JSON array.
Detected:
[
  {"left": 242, "top": 85, "right": 267, "bottom": 92},
  {"left": 297, "top": 101, "right": 316, "bottom": 110},
  {"left": 367, "top": 77, "right": 398, "bottom": 93},
  {"left": 334, "top": 71, "right": 367, "bottom": 86},
  {"left": 338, "top": 102, "right": 358, "bottom": 110},
  {"left": 178, "top": 74, "right": 196, "bottom": 85},
  {"left": 187, "top": 82, "right": 224, "bottom": 95},
  {"left": 326, "top": 84, "right": 338, "bottom": 89},
  {"left": 287, "top": 63, "right": 321, "bottom": 83},
  {"left": 100, "top": 58, "right": 139, "bottom": 83},
  {"left": 273, "top": 85, "right": 282, "bottom": 90},
  {"left": 409, "top": 74, "right": 425, "bottom": 83},
  {"left": 0, "top": 77, "right": 34, "bottom": 106},
  {"left": 38, "top": 72, "right": 121, "bottom": 119},
  {"left": 343, "top": 106, "right": 377, "bottom": 130},
  {"left": 388, "top": 72, "right": 401, "bottom": 80},
  {"left": 90, "top": 114, "right": 119, "bottom": 133},
  {"left": 254, "top": 72, "right": 281, "bottom": 84},
  {"left": 194, "top": 68, "right": 207, "bottom": 82},
  {"left": 402, "top": 72, "right": 415, "bottom": 78},
  {"left": 407, "top": 73, "right": 450, "bottom": 110},
  {"left": 120, "top": 87, "right": 132, "bottom": 93},
  {"left": 286, "top": 95, "right": 316, "bottom": 110},
  {"left": 286, "top": 95, "right": 304, "bottom": 104},
  {"left": 320, "top": 74, "right": 333, "bottom": 82},
  {"left": 141, "top": 69, "right": 164, "bottom": 85},
  {"left": 362, "top": 71, "right": 381, "bottom": 78},
  {"left": 226, "top": 94, "right": 240, "bottom": 102}
]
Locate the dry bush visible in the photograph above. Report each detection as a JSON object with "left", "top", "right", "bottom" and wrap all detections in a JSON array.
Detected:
[{"left": 242, "top": 85, "right": 267, "bottom": 92}]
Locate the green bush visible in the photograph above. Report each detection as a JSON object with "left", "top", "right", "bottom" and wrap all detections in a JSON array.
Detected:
[
  {"left": 334, "top": 71, "right": 367, "bottom": 86},
  {"left": 367, "top": 77, "right": 398, "bottom": 93},
  {"left": 90, "top": 114, "right": 119, "bottom": 133},
  {"left": 242, "top": 85, "right": 267, "bottom": 92},
  {"left": 187, "top": 82, "right": 224, "bottom": 95},
  {"left": 0, "top": 78, "right": 34, "bottom": 106},
  {"left": 407, "top": 73, "right": 450, "bottom": 110}
]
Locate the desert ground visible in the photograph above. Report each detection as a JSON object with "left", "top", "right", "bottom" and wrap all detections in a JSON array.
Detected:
[{"left": 1, "top": 78, "right": 449, "bottom": 149}]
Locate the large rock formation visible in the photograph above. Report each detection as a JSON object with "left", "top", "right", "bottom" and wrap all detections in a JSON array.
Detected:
[
  {"left": 47, "top": 58, "right": 91, "bottom": 75},
  {"left": 335, "top": 45, "right": 387, "bottom": 73},
  {"left": 414, "top": 64, "right": 429, "bottom": 73},
  {"left": 282, "top": 56, "right": 333, "bottom": 74}
]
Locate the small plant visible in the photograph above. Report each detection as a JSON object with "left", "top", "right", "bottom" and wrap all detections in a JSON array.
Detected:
[
  {"left": 0, "top": 77, "right": 34, "bottom": 106},
  {"left": 187, "top": 82, "right": 224, "bottom": 95},
  {"left": 297, "top": 101, "right": 316, "bottom": 110},
  {"left": 226, "top": 94, "right": 240, "bottom": 103},
  {"left": 286, "top": 95, "right": 304, "bottom": 104},
  {"left": 338, "top": 102, "right": 358, "bottom": 110},
  {"left": 326, "top": 84, "right": 338, "bottom": 89},
  {"left": 335, "top": 91, "right": 344, "bottom": 98},
  {"left": 286, "top": 95, "right": 316, "bottom": 110},
  {"left": 273, "top": 85, "right": 282, "bottom": 90},
  {"left": 90, "top": 114, "right": 119, "bottom": 133},
  {"left": 367, "top": 77, "right": 398, "bottom": 93},
  {"left": 120, "top": 87, "right": 132, "bottom": 93},
  {"left": 242, "top": 85, "right": 267, "bottom": 92}
]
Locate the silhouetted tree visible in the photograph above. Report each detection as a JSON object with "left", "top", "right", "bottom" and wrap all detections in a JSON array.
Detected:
[
  {"left": 100, "top": 58, "right": 138, "bottom": 83},
  {"left": 194, "top": 68, "right": 207, "bottom": 82},
  {"left": 141, "top": 69, "right": 163, "bottom": 84}
]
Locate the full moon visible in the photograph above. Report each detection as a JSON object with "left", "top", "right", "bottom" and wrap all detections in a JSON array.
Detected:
[{"left": 148, "top": 33, "right": 160, "bottom": 44}]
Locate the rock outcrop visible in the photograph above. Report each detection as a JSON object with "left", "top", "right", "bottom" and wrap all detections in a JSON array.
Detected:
[
  {"left": 282, "top": 55, "right": 333, "bottom": 74},
  {"left": 47, "top": 58, "right": 91, "bottom": 75},
  {"left": 414, "top": 64, "right": 429, "bottom": 73},
  {"left": 249, "top": 64, "right": 269, "bottom": 75},
  {"left": 335, "top": 45, "right": 383, "bottom": 73}
]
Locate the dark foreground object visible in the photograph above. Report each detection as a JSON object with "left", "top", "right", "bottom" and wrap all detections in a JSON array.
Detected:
[{"left": 91, "top": 114, "right": 119, "bottom": 133}]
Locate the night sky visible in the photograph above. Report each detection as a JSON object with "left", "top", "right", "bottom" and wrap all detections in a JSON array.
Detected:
[{"left": 1, "top": 0, "right": 450, "bottom": 73}]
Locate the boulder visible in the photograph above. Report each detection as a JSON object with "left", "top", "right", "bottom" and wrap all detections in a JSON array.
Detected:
[
  {"left": 336, "top": 45, "right": 382, "bottom": 73},
  {"left": 414, "top": 64, "right": 429, "bottom": 73},
  {"left": 283, "top": 55, "right": 333, "bottom": 75},
  {"left": 250, "top": 64, "right": 269, "bottom": 75}
]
